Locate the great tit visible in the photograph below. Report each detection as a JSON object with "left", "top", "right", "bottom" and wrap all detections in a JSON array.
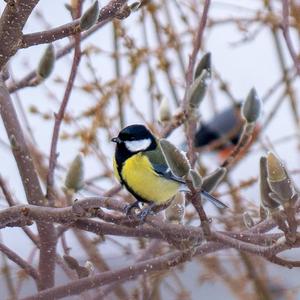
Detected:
[{"left": 112, "top": 124, "right": 227, "bottom": 219}]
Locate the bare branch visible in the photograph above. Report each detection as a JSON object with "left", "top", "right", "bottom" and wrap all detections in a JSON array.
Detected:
[
  {"left": 0, "top": 78, "right": 56, "bottom": 290},
  {"left": 21, "top": 0, "right": 128, "bottom": 48},
  {"left": 0, "top": 0, "right": 39, "bottom": 69},
  {"left": 21, "top": 242, "right": 223, "bottom": 300},
  {"left": 46, "top": 22, "right": 82, "bottom": 204},
  {"left": 0, "top": 242, "right": 39, "bottom": 282},
  {"left": 281, "top": 0, "right": 300, "bottom": 76}
]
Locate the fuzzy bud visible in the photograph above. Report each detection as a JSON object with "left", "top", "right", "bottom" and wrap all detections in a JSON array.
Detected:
[
  {"left": 64, "top": 153, "right": 84, "bottom": 192},
  {"left": 242, "top": 88, "right": 262, "bottom": 123},
  {"left": 187, "top": 69, "right": 210, "bottom": 109},
  {"left": 77, "top": 266, "right": 90, "bottom": 278},
  {"left": 36, "top": 44, "right": 55, "bottom": 80},
  {"left": 158, "top": 97, "right": 171, "bottom": 123},
  {"left": 165, "top": 193, "right": 185, "bottom": 224},
  {"left": 63, "top": 255, "right": 89, "bottom": 278},
  {"left": 243, "top": 211, "right": 255, "bottom": 228},
  {"left": 129, "top": 1, "right": 142, "bottom": 11},
  {"left": 188, "top": 169, "right": 203, "bottom": 190},
  {"left": 266, "top": 152, "right": 286, "bottom": 182},
  {"left": 160, "top": 139, "right": 190, "bottom": 177},
  {"left": 266, "top": 152, "right": 295, "bottom": 203},
  {"left": 64, "top": 255, "right": 79, "bottom": 270},
  {"left": 259, "top": 156, "right": 280, "bottom": 209},
  {"left": 202, "top": 167, "right": 226, "bottom": 193},
  {"left": 194, "top": 52, "right": 211, "bottom": 80},
  {"left": 80, "top": 1, "right": 99, "bottom": 31}
]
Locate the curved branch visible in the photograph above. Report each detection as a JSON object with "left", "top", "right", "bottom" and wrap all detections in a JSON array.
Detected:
[
  {"left": 21, "top": 242, "right": 224, "bottom": 300},
  {"left": 0, "top": 242, "right": 39, "bottom": 282},
  {"left": 0, "top": 0, "right": 39, "bottom": 69},
  {"left": 21, "top": 0, "right": 127, "bottom": 48}
]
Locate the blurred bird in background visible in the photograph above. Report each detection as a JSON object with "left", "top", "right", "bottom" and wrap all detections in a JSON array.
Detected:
[{"left": 194, "top": 103, "right": 259, "bottom": 160}]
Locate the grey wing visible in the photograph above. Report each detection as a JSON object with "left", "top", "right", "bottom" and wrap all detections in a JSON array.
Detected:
[
  {"left": 152, "top": 163, "right": 185, "bottom": 184},
  {"left": 148, "top": 144, "right": 228, "bottom": 209},
  {"left": 153, "top": 164, "right": 227, "bottom": 209}
]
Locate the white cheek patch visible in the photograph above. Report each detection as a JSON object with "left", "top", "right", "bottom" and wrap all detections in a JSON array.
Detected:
[{"left": 125, "top": 138, "right": 152, "bottom": 152}]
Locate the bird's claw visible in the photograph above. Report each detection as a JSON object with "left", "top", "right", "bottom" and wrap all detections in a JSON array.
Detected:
[
  {"left": 137, "top": 206, "right": 155, "bottom": 222},
  {"left": 124, "top": 201, "right": 140, "bottom": 216}
]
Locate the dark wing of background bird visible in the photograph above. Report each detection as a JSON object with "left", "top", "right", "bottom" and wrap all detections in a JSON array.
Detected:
[{"left": 194, "top": 103, "right": 243, "bottom": 149}]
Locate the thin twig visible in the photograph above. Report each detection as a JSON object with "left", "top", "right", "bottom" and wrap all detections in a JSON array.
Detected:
[
  {"left": 46, "top": 27, "right": 82, "bottom": 203},
  {"left": 281, "top": 0, "right": 300, "bottom": 75},
  {"left": 0, "top": 242, "right": 39, "bottom": 282}
]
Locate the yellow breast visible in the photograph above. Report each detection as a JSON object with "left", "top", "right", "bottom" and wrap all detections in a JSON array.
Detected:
[{"left": 121, "top": 153, "right": 180, "bottom": 204}]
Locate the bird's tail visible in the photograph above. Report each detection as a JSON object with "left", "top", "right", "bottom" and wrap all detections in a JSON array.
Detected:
[
  {"left": 201, "top": 190, "right": 228, "bottom": 209},
  {"left": 179, "top": 185, "right": 227, "bottom": 209}
]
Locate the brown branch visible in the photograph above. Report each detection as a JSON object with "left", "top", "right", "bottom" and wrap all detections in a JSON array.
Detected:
[
  {"left": 21, "top": 0, "right": 128, "bottom": 48},
  {"left": 0, "top": 196, "right": 284, "bottom": 248},
  {"left": 210, "top": 232, "right": 271, "bottom": 256},
  {"left": 0, "top": 80, "right": 44, "bottom": 206},
  {"left": 0, "top": 78, "right": 56, "bottom": 290},
  {"left": 0, "top": 0, "right": 39, "bottom": 69},
  {"left": 0, "top": 242, "right": 39, "bottom": 282},
  {"left": 8, "top": 17, "right": 111, "bottom": 94},
  {"left": 46, "top": 25, "right": 82, "bottom": 203},
  {"left": 160, "top": 0, "right": 211, "bottom": 138},
  {"left": 185, "top": 0, "right": 211, "bottom": 88},
  {"left": 267, "top": 255, "right": 300, "bottom": 268},
  {"left": 21, "top": 242, "right": 224, "bottom": 300},
  {"left": 281, "top": 0, "right": 300, "bottom": 76}
]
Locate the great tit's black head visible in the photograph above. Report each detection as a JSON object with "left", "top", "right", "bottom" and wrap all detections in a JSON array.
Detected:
[{"left": 111, "top": 124, "right": 156, "bottom": 153}]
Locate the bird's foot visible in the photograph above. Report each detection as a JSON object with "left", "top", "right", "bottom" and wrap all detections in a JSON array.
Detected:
[
  {"left": 124, "top": 201, "right": 140, "bottom": 216},
  {"left": 137, "top": 204, "right": 156, "bottom": 222}
]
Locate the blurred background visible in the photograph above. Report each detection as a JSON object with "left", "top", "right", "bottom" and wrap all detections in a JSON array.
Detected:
[{"left": 1, "top": 0, "right": 300, "bottom": 299}]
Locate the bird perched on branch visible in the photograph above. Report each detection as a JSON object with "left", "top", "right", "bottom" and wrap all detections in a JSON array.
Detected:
[
  {"left": 194, "top": 103, "right": 259, "bottom": 159},
  {"left": 112, "top": 124, "right": 227, "bottom": 219}
]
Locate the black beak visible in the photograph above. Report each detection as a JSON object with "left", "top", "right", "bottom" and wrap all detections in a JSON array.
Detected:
[{"left": 111, "top": 137, "right": 121, "bottom": 143}]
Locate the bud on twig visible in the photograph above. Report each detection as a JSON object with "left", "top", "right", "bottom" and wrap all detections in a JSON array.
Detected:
[
  {"left": 36, "top": 44, "right": 55, "bottom": 80},
  {"left": 158, "top": 97, "right": 171, "bottom": 123},
  {"left": 259, "top": 156, "right": 280, "bottom": 209},
  {"left": 266, "top": 152, "right": 295, "bottom": 204},
  {"left": 243, "top": 211, "right": 255, "bottom": 228},
  {"left": 267, "top": 152, "right": 285, "bottom": 182},
  {"left": 202, "top": 167, "right": 226, "bottom": 193},
  {"left": 129, "top": 1, "right": 142, "bottom": 12},
  {"left": 9, "top": 134, "right": 19, "bottom": 150},
  {"left": 187, "top": 69, "right": 210, "bottom": 109},
  {"left": 188, "top": 169, "right": 203, "bottom": 190},
  {"left": 160, "top": 139, "right": 190, "bottom": 177},
  {"left": 64, "top": 255, "right": 79, "bottom": 270},
  {"left": 64, "top": 153, "right": 84, "bottom": 192},
  {"left": 165, "top": 193, "right": 185, "bottom": 224},
  {"left": 77, "top": 266, "right": 90, "bottom": 278},
  {"left": 80, "top": 1, "right": 99, "bottom": 31},
  {"left": 63, "top": 255, "right": 90, "bottom": 278},
  {"left": 194, "top": 52, "right": 211, "bottom": 80},
  {"left": 241, "top": 88, "right": 262, "bottom": 123}
]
